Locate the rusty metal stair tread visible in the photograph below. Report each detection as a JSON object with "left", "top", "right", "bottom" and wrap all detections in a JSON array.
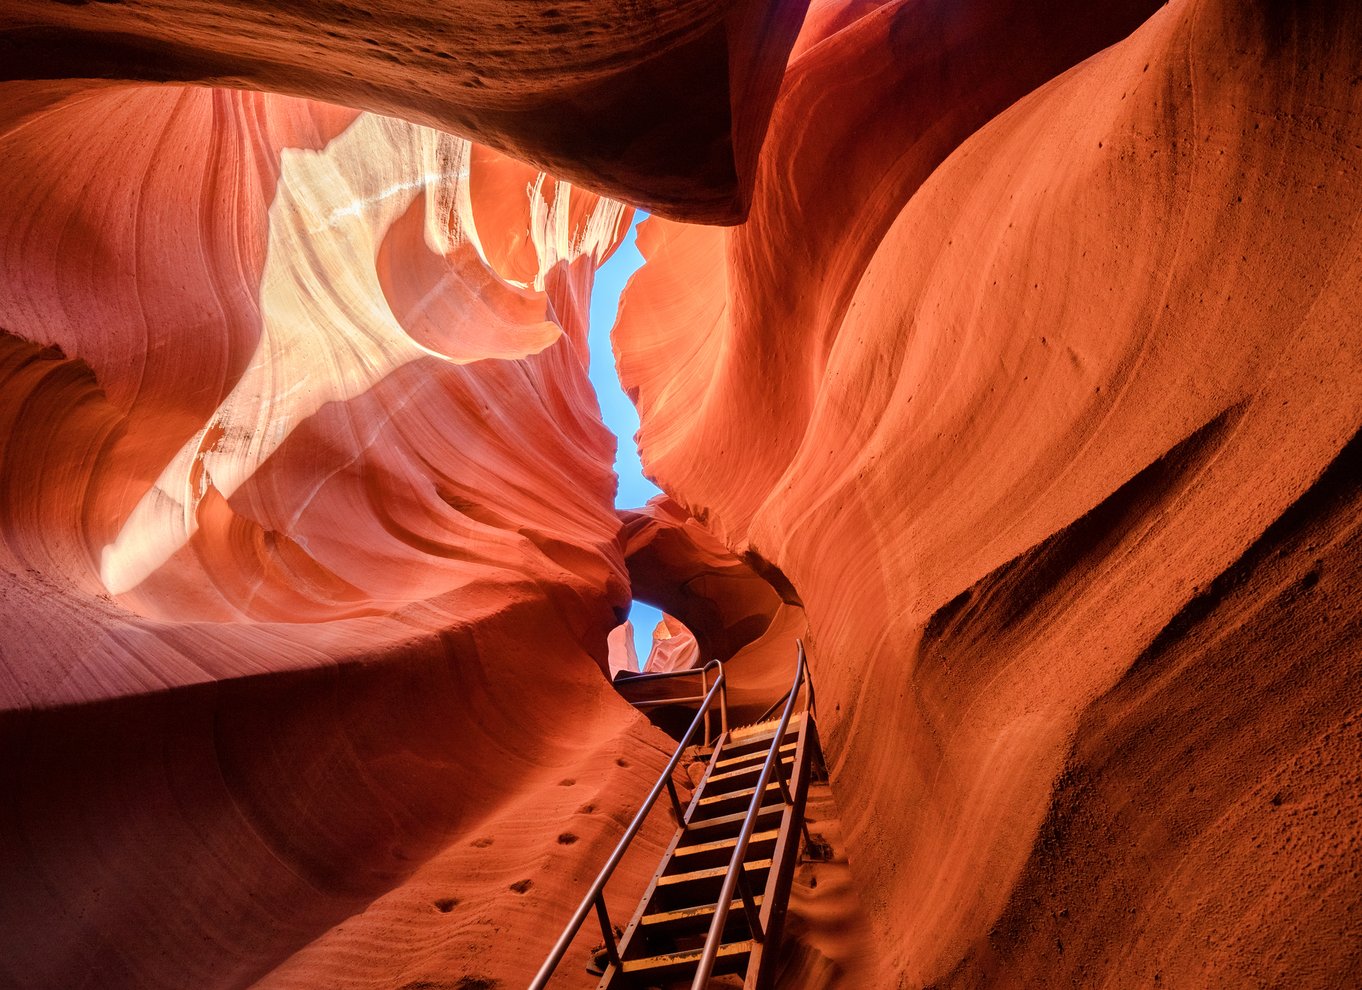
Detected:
[
  {"left": 706, "top": 755, "right": 794, "bottom": 785},
  {"left": 698, "top": 780, "right": 781, "bottom": 806},
  {"left": 682, "top": 804, "right": 783, "bottom": 836},
  {"left": 620, "top": 939, "right": 754, "bottom": 974},
  {"left": 670, "top": 829, "right": 780, "bottom": 860},
  {"left": 712, "top": 741, "right": 796, "bottom": 772},
  {"left": 657, "top": 858, "right": 773, "bottom": 887},
  {"left": 642, "top": 895, "right": 766, "bottom": 927}
]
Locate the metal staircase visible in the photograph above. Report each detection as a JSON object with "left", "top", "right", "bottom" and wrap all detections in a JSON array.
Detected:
[{"left": 530, "top": 642, "right": 823, "bottom": 990}]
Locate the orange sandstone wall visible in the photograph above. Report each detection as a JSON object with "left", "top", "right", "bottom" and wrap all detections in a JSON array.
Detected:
[
  {"left": 642, "top": 615, "right": 703, "bottom": 674},
  {"left": 616, "top": 0, "right": 1362, "bottom": 985},
  {"left": 0, "top": 0, "right": 808, "bottom": 222},
  {"left": 620, "top": 495, "right": 784, "bottom": 663},
  {"left": 0, "top": 82, "right": 675, "bottom": 989}
]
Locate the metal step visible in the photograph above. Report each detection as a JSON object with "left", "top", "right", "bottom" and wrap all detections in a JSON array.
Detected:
[
  {"left": 641, "top": 894, "right": 765, "bottom": 934},
  {"left": 725, "top": 713, "right": 803, "bottom": 747},
  {"left": 669, "top": 828, "right": 780, "bottom": 871},
  {"left": 659, "top": 858, "right": 773, "bottom": 887},
  {"left": 695, "top": 780, "right": 783, "bottom": 820},
  {"left": 619, "top": 939, "right": 754, "bottom": 979},
  {"left": 633, "top": 895, "right": 762, "bottom": 956},
  {"left": 680, "top": 803, "right": 784, "bottom": 843},
  {"left": 712, "top": 741, "right": 796, "bottom": 772},
  {"left": 653, "top": 858, "right": 772, "bottom": 910},
  {"left": 706, "top": 754, "right": 794, "bottom": 786}
]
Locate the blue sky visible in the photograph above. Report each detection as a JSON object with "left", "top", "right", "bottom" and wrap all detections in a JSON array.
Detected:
[{"left": 587, "top": 211, "right": 664, "bottom": 665}]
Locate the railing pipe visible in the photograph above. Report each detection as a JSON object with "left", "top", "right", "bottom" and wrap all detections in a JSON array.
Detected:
[
  {"left": 735, "top": 869, "right": 765, "bottom": 942},
  {"left": 803, "top": 643, "right": 817, "bottom": 719},
  {"left": 755, "top": 687, "right": 792, "bottom": 726},
  {"left": 690, "top": 644, "right": 808, "bottom": 989},
  {"left": 616, "top": 658, "right": 728, "bottom": 746},
  {"left": 701, "top": 665, "right": 711, "bottom": 746},
  {"left": 529, "top": 668, "right": 726, "bottom": 990},
  {"left": 591, "top": 896, "right": 620, "bottom": 969},
  {"left": 613, "top": 657, "right": 724, "bottom": 684},
  {"left": 632, "top": 695, "right": 706, "bottom": 709}
]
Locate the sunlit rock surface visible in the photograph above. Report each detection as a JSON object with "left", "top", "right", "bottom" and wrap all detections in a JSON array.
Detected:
[
  {"left": 617, "top": 0, "right": 1362, "bottom": 985},
  {"left": 641, "top": 615, "right": 703, "bottom": 674},
  {"left": 0, "top": 0, "right": 808, "bottom": 223},
  {"left": 606, "top": 618, "right": 643, "bottom": 677},
  {"left": 0, "top": 82, "right": 675, "bottom": 989}
]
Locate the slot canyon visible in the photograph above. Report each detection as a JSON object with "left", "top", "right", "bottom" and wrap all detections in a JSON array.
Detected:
[{"left": 1, "top": 0, "right": 1359, "bottom": 987}]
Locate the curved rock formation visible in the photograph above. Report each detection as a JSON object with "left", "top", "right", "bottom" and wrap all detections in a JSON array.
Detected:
[
  {"left": 641, "top": 614, "right": 703, "bottom": 674},
  {"left": 0, "top": 0, "right": 809, "bottom": 223},
  {"left": 607, "top": 618, "right": 643, "bottom": 677},
  {"left": 5, "top": 0, "right": 1362, "bottom": 987},
  {"left": 617, "top": 0, "right": 1362, "bottom": 985},
  {"left": 620, "top": 495, "right": 784, "bottom": 662},
  {"left": 0, "top": 81, "right": 676, "bottom": 989}
]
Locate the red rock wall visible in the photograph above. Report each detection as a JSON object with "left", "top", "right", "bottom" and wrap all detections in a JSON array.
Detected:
[
  {"left": 620, "top": 495, "right": 784, "bottom": 662},
  {"left": 0, "top": 0, "right": 809, "bottom": 222},
  {"left": 617, "top": 0, "right": 1362, "bottom": 985},
  {"left": 0, "top": 82, "right": 676, "bottom": 988},
  {"left": 6, "top": 0, "right": 1362, "bottom": 986},
  {"left": 642, "top": 614, "right": 703, "bottom": 674}
]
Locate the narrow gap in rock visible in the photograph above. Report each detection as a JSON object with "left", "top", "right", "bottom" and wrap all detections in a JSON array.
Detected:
[{"left": 586, "top": 209, "right": 666, "bottom": 669}]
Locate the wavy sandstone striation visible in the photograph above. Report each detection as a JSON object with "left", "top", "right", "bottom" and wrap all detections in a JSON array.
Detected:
[
  {"left": 617, "top": 0, "right": 1362, "bottom": 985},
  {"left": 5, "top": 0, "right": 1362, "bottom": 987},
  {"left": 0, "top": 0, "right": 808, "bottom": 223},
  {"left": 639, "top": 615, "right": 702, "bottom": 674},
  {"left": 0, "top": 81, "right": 679, "bottom": 989}
]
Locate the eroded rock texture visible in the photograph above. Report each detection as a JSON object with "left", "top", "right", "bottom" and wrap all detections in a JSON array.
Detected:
[
  {"left": 620, "top": 495, "right": 784, "bottom": 663},
  {"left": 0, "top": 82, "right": 677, "bottom": 989},
  {"left": 613, "top": 495, "right": 807, "bottom": 728},
  {"left": 0, "top": 0, "right": 808, "bottom": 222},
  {"left": 5, "top": 0, "right": 1362, "bottom": 987},
  {"left": 617, "top": 0, "right": 1362, "bottom": 985}
]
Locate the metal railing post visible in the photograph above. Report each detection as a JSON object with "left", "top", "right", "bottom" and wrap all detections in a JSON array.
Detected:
[
  {"left": 718, "top": 659, "right": 729, "bottom": 738},
  {"left": 592, "top": 895, "right": 621, "bottom": 969},
  {"left": 770, "top": 747, "right": 794, "bottom": 806},
  {"left": 701, "top": 665, "right": 711, "bottom": 744},
  {"left": 664, "top": 775, "right": 686, "bottom": 827},
  {"left": 736, "top": 869, "right": 765, "bottom": 943}
]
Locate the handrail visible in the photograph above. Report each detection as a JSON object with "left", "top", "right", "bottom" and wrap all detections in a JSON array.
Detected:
[
  {"left": 613, "top": 661, "right": 720, "bottom": 684},
  {"left": 529, "top": 660, "right": 729, "bottom": 990},
  {"left": 751, "top": 648, "right": 816, "bottom": 724},
  {"left": 615, "top": 658, "right": 729, "bottom": 745},
  {"left": 691, "top": 640, "right": 812, "bottom": 989}
]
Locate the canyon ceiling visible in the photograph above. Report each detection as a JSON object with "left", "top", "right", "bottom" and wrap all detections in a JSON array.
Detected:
[{"left": 1, "top": 1, "right": 1359, "bottom": 988}]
